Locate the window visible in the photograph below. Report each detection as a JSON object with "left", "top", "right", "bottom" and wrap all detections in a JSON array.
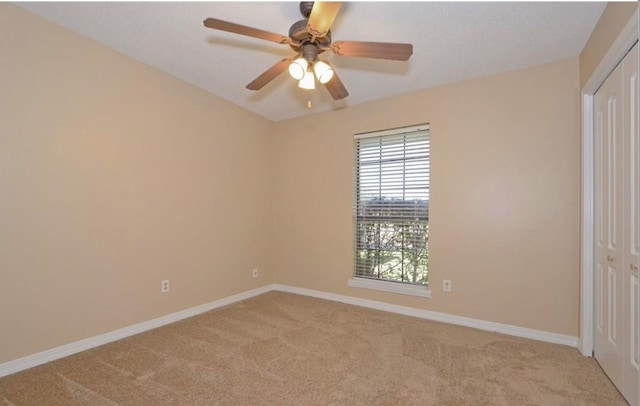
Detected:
[{"left": 352, "top": 124, "right": 430, "bottom": 290}]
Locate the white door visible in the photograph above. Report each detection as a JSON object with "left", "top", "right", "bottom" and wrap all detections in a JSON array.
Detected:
[
  {"left": 594, "top": 41, "right": 639, "bottom": 406},
  {"left": 622, "top": 42, "right": 639, "bottom": 406},
  {"left": 594, "top": 54, "right": 625, "bottom": 396}
]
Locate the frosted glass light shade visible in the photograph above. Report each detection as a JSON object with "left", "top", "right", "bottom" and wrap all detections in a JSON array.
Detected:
[
  {"left": 288, "top": 58, "right": 308, "bottom": 80},
  {"left": 298, "top": 70, "right": 315, "bottom": 90},
  {"left": 313, "top": 61, "right": 334, "bottom": 84}
]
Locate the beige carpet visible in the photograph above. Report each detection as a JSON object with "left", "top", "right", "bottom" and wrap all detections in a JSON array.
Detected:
[{"left": 0, "top": 291, "right": 627, "bottom": 405}]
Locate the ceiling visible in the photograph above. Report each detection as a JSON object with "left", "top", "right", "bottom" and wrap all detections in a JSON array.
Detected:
[{"left": 17, "top": 2, "right": 606, "bottom": 122}]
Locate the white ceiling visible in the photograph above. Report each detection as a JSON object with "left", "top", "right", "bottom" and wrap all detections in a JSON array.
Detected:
[{"left": 17, "top": 2, "right": 606, "bottom": 122}]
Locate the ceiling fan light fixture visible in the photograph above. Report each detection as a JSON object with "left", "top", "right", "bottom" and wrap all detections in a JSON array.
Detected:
[
  {"left": 204, "top": 2, "right": 413, "bottom": 102},
  {"left": 313, "top": 60, "right": 334, "bottom": 84},
  {"left": 288, "top": 57, "right": 308, "bottom": 80},
  {"left": 298, "top": 69, "right": 315, "bottom": 90}
]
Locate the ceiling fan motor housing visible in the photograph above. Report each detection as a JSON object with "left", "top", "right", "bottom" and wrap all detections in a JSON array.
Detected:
[{"left": 288, "top": 19, "right": 330, "bottom": 54}]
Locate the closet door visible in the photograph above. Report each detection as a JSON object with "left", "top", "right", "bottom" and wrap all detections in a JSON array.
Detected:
[
  {"left": 622, "top": 42, "right": 639, "bottom": 406},
  {"left": 594, "top": 59, "right": 625, "bottom": 391},
  {"left": 594, "top": 41, "right": 639, "bottom": 406}
]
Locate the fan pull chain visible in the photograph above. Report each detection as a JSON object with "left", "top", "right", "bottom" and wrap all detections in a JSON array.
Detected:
[{"left": 307, "top": 92, "right": 312, "bottom": 109}]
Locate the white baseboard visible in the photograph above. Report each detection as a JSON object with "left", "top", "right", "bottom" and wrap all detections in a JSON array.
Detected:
[
  {"left": 1, "top": 282, "right": 579, "bottom": 378},
  {"left": 273, "top": 284, "right": 578, "bottom": 348},
  {"left": 0, "top": 285, "right": 273, "bottom": 378}
]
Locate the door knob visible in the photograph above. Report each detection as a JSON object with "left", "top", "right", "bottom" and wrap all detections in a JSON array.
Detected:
[
  {"left": 607, "top": 255, "right": 614, "bottom": 262},
  {"left": 631, "top": 263, "right": 639, "bottom": 271}
]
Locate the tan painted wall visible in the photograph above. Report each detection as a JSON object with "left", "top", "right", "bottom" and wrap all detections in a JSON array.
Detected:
[
  {"left": 580, "top": 2, "right": 638, "bottom": 87},
  {"left": 273, "top": 57, "right": 581, "bottom": 336},
  {"left": 1, "top": 1, "right": 589, "bottom": 365},
  {"left": 0, "top": 4, "right": 274, "bottom": 363}
]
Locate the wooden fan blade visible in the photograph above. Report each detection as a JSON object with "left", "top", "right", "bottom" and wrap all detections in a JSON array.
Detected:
[
  {"left": 307, "top": 2, "right": 343, "bottom": 38},
  {"left": 324, "top": 69, "right": 349, "bottom": 100},
  {"left": 203, "top": 18, "right": 290, "bottom": 44},
  {"left": 246, "top": 58, "right": 292, "bottom": 90},
  {"left": 332, "top": 41, "right": 413, "bottom": 61}
]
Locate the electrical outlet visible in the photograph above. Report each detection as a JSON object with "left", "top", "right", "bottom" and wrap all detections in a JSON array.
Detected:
[
  {"left": 443, "top": 279, "right": 452, "bottom": 292},
  {"left": 161, "top": 280, "right": 170, "bottom": 293},
  {"left": 252, "top": 268, "right": 259, "bottom": 278}
]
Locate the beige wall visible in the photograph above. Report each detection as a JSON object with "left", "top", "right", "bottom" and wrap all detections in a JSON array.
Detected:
[
  {"left": 1, "top": 1, "right": 589, "bottom": 365},
  {"left": 0, "top": 4, "right": 274, "bottom": 363},
  {"left": 272, "top": 57, "right": 582, "bottom": 336},
  {"left": 580, "top": 2, "right": 638, "bottom": 87}
]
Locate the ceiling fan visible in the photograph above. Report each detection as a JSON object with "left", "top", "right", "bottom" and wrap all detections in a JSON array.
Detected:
[{"left": 203, "top": 2, "right": 413, "bottom": 101}]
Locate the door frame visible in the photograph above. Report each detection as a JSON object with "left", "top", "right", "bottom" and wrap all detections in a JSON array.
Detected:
[{"left": 580, "top": 13, "right": 639, "bottom": 357}]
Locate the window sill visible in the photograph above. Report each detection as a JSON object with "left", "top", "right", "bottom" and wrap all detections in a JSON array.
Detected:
[{"left": 348, "top": 277, "right": 431, "bottom": 298}]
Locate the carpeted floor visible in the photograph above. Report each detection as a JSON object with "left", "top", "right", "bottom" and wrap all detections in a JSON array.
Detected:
[{"left": 0, "top": 291, "right": 627, "bottom": 405}]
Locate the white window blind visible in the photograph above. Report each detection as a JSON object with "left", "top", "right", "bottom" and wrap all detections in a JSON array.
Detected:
[{"left": 353, "top": 123, "right": 430, "bottom": 285}]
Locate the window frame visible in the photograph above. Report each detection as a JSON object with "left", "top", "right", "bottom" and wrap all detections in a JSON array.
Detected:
[{"left": 350, "top": 123, "right": 431, "bottom": 298}]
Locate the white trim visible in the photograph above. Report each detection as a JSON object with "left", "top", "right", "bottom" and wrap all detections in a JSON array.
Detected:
[
  {"left": 348, "top": 277, "right": 431, "bottom": 298},
  {"left": 580, "top": 13, "right": 639, "bottom": 357},
  {"left": 1, "top": 282, "right": 579, "bottom": 378},
  {"left": 580, "top": 93, "right": 595, "bottom": 356},
  {"left": 273, "top": 284, "right": 578, "bottom": 347},
  {"left": 0, "top": 285, "right": 273, "bottom": 378}
]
